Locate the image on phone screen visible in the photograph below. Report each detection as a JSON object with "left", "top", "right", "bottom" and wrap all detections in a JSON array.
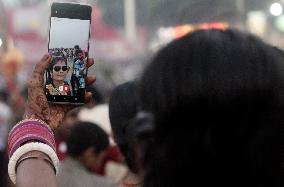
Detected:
[{"left": 45, "top": 3, "right": 91, "bottom": 104}]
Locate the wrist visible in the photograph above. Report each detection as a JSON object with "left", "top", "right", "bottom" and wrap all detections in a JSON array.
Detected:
[
  {"left": 7, "top": 119, "right": 58, "bottom": 184},
  {"left": 8, "top": 142, "right": 59, "bottom": 184},
  {"left": 16, "top": 150, "right": 56, "bottom": 174},
  {"left": 23, "top": 109, "right": 45, "bottom": 121}
]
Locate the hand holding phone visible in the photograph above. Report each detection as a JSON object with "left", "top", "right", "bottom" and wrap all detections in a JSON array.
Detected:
[
  {"left": 45, "top": 2, "right": 92, "bottom": 105},
  {"left": 25, "top": 54, "right": 95, "bottom": 130}
]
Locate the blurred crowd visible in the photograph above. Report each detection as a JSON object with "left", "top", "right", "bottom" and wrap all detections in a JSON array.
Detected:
[
  {"left": 0, "top": 81, "right": 129, "bottom": 186},
  {"left": 1, "top": 1, "right": 284, "bottom": 187},
  {"left": 0, "top": 72, "right": 27, "bottom": 186}
]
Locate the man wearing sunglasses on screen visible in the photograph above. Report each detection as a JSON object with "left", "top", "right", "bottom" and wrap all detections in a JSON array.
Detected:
[
  {"left": 45, "top": 56, "right": 71, "bottom": 96},
  {"left": 71, "top": 48, "right": 87, "bottom": 97}
]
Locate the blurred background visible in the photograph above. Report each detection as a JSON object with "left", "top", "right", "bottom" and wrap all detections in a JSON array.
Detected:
[
  {"left": 0, "top": 0, "right": 283, "bottom": 119},
  {"left": 0, "top": 0, "right": 284, "bottom": 100},
  {"left": 0, "top": 0, "right": 282, "bottom": 116},
  {"left": 1, "top": 0, "right": 284, "bottom": 185}
]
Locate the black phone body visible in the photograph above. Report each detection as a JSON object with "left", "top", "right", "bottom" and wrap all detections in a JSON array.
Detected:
[{"left": 45, "top": 2, "right": 92, "bottom": 105}]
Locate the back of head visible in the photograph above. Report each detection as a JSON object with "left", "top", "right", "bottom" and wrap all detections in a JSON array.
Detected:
[
  {"left": 109, "top": 80, "right": 140, "bottom": 173},
  {"left": 74, "top": 45, "right": 80, "bottom": 50},
  {"left": 139, "top": 29, "right": 284, "bottom": 186},
  {"left": 67, "top": 121, "right": 109, "bottom": 157}
]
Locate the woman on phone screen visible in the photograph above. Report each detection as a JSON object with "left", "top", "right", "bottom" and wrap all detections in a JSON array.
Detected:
[{"left": 45, "top": 56, "right": 71, "bottom": 96}]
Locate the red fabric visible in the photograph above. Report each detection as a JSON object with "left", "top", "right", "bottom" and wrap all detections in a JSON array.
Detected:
[
  {"left": 95, "top": 144, "right": 124, "bottom": 175},
  {"left": 55, "top": 139, "right": 67, "bottom": 161},
  {"left": 56, "top": 136, "right": 124, "bottom": 176}
]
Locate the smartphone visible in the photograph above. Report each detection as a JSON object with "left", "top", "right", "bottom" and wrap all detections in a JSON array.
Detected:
[{"left": 45, "top": 2, "right": 92, "bottom": 104}]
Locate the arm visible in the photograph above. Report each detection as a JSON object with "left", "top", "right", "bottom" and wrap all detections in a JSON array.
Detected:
[
  {"left": 16, "top": 151, "right": 57, "bottom": 187},
  {"left": 7, "top": 118, "right": 59, "bottom": 187},
  {"left": 7, "top": 54, "right": 96, "bottom": 187}
]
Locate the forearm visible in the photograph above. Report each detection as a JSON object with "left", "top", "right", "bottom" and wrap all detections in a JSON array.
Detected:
[
  {"left": 16, "top": 151, "right": 57, "bottom": 187},
  {"left": 7, "top": 119, "right": 59, "bottom": 186}
]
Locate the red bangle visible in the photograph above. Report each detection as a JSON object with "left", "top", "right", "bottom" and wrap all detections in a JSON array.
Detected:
[{"left": 7, "top": 119, "right": 55, "bottom": 159}]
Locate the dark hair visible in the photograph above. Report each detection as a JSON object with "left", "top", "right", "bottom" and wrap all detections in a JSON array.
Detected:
[
  {"left": 74, "top": 45, "right": 80, "bottom": 50},
  {"left": 272, "top": 46, "right": 284, "bottom": 57},
  {"left": 67, "top": 121, "right": 109, "bottom": 157},
  {"left": 108, "top": 80, "right": 140, "bottom": 173},
  {"left": 75, "top": 49, "right": 83, "bottom": 56},
  {"left": 139, "top": 29, "right": 284, "bottom": 186},
  {"left": 49, "top": 56, "right": 67, "bottom": 70}
]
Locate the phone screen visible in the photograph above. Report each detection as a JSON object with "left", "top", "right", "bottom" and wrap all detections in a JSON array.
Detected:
[{"left": 45, "top": 2, "right": 91, "bottom": 104}]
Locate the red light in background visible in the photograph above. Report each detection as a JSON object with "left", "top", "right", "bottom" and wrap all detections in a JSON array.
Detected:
[{"left": 199, "top": 22, "right": 228, "bottom": 30}]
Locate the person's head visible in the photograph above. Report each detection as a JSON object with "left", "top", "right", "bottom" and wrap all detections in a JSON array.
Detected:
[
  {"left": 75, "top": 49, "right": 83, "bottom": 60},
  {"left": 67, "top": 121, "right": 110, "bottom": 171},
  {"left": 49, "top": 57, "right": 68, "bottom": 83},
  {"left": 74, "top": 45, "right": 80, "bottom": 50},
  {"left": 109, "top": 80, "right": 140, "bottom": 174},
  {"left": 138, "top": 29, "right": 284, "bottom": 186}
]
